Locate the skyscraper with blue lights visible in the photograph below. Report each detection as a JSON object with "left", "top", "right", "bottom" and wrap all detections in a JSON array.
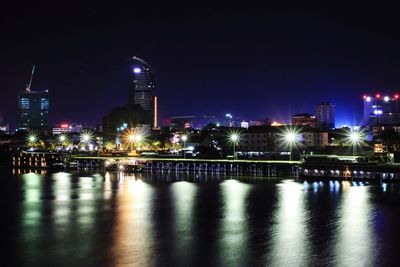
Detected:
[
  {"left": 18, "top": 90, "right": 50, "bottom": 131},
  {"left": 363, "top": 93, "right": 400, "bottom": 125}
]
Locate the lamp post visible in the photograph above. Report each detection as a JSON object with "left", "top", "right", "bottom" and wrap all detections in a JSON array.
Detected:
[
  {"left": 127, "top": 133, "right": 135, "bottom": 152},
  {"left": 58, "top": 134, "right": 67, "bottom": 150},
  {"left": 349, "top": 131, "right": 361, "bottom": 156},
  {"left": 228, "top": 132, "right": 240, "bottom": 159},
  {"left": 134, "top": 134, "right": 143, "bottom": 151},
  {"left": 80, "top": 130, "right": 93, "bottom": 150},
  {"left": 285, "top": 132, "right": 296, "bottom": 162},
  {"left": 181, "top": 134, "right": 188, "bottom": 159},
  {"left": 27, "top": 133, "right": 38, "bottom": 147}
]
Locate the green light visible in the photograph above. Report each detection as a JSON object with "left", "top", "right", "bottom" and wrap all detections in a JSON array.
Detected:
[
  {"left": 80, "top": 130, "right": 93, "bottom": 144},
  {"left": 26, "top": 133, "right": 38, "bottom": 146}
]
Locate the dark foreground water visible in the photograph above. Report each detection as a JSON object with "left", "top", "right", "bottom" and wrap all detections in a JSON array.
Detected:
[{"left": 1, "top": 168, "right": 400, "bottom": 266}]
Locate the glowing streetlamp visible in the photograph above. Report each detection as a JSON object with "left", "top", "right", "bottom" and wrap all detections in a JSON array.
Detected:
[
  {"left": 26, "top": 133, "right": 38, "bottom": 147},
  {"left": 80, "top": 130, "right": 93, "bottom": 150},
  {"left": 348, "top": 130, "right": 363, "bottom": 156},
  {"left": 285, "top": 132, "right": 297, "bottom": 161},
  {"left": 58, "top": 134, "right": 67, "bottom": 148},
  {"left": 134, "top": 133, "right": 144, "bottom": 151},
  {"left": 123, "top": 128, "right": 146, "bottom": 152},
  {"left": 228, "top": 131, "right": 241, "bottom": 159},
  {"left": 281, "top": 129, "right": 300, "bottom": 162},
  {"left": 181, "top": 134, "right": 188, "bottom": 158}
]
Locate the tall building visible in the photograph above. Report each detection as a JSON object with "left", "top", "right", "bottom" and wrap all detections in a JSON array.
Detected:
[
  {"left": 363, "top": 93, "right": 400, "bottom": 126},
  {"left": 315, "top": 102, "right": 335, "bottom": 129},
  {"left": 18, "top": 90, "right": 50, "bottom": 131},
  {"left": 128, "top": 56, "right": 156, "bottom": 126}
]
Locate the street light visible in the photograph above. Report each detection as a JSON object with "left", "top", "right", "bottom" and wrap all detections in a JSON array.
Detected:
[
  {"left": 181, "top": 134, "right": 188, "bottom": 158},
  {"left": 123, "top": 128, "right": 146, "bottom": 152},
  {"left": 285, "top": 131, "right": 297, "bottom": 161},
  {"left": 347, "top": 130, "right": 363, "bottom": 156},
  {"left": 58, "top": 134, "right": 67, "bottom": 149},
  {"left": 26, "top": 133, "right": 38, "bottom": 147},
  {"left": 80, "top": 130, "right": 93, "bottom": 150},
  {"left": 134, "top": 133, "right": 144, "bottom": 151},
  {"left": 280, "top": 129, "right": 300, "bottom": 162},
  {"left": 228, "top": 131, "right": 241, "bottom": 159}
]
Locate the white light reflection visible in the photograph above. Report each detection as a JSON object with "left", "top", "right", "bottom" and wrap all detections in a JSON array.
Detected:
[
  {"left": 110, "top": 175, "right": 154, "bottom": 266},
  {"left": 52, "top": 173, "right": 73, "bottom": 226},
  {"left": 269, "top": 181, "right": 309, "bottom": 266},
  {"left": 21, "top": 173, "right": 42, "bottom": 228},
  {"left": 334, "top": 186, "right": 376, "bottom": 265},
  {"left": 171, "top": 181, "right": 197, "bottom": 260},
  {"left": 219, "top": 180, "right": 251, "bottom": 265}
]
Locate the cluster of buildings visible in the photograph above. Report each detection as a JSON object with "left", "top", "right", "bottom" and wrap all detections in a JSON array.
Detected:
[{"left": 4, "top": 56, "right": 400, "bottom": 159}]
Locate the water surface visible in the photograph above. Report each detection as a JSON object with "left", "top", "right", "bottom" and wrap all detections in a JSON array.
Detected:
[{"left": 1, "top": 169, "right": 400, "bottom": 266}]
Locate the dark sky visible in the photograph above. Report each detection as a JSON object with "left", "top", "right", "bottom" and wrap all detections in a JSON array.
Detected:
[{"left": 2, "top": 2, "right": 400, "bottom": 128}]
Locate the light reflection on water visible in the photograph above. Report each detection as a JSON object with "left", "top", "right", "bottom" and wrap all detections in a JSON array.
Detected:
[{"left": 3, "top": 171, "right": 400, "bottom": 266}]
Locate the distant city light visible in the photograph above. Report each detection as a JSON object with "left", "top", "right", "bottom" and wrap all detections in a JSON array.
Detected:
[
  {"left": 384, "top": 96, "right": 390, "bottom": 102},
  {"left": 373, "top": 109, "right": 383, "bottom": 115},
  {"left": 271, "top": 121, "right": 284, "bottom": 126},
  {"left": 133, "top": 67, "right": 141, "bottom": 74},
  {"left": 366, "top": 96, "right": 372, "bottom": 102}
]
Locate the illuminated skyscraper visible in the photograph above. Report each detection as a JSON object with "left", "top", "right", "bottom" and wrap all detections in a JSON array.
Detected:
[
  {"left": 128, "top": 56, "right": 156, "bottom": 127},
  {"left": 363, "top": 93, "right": 400, "bottom": 125},
  {"left": 18, "top": 90, "right": 50, "bottom": 131},
  {"left": 129, "top": 57, "right": 155, "bottom": 108}
]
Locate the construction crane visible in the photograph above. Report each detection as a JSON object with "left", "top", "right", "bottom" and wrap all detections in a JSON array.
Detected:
[{"left": 25, "top": 65, "right": 35, "bottom": 91}]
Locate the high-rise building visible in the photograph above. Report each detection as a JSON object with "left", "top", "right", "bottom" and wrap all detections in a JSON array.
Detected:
[
  {"left": 315, "top": 102, "right": 335, "bottom": 129},
  {"left": 363, "top": 93, "right": 400, "bottom": 126},
  {"left": 128, "top": 56, "right": 156, "bottom": 126},
  {"left": 18, "top": 90, "right": 50, "bottom": 131}
]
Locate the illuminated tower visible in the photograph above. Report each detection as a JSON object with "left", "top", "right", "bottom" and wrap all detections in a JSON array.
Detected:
[
  {"left": 128, "top": 56, "right": 156, "bottom": 126},
  {"left": 129, "top": 57, "right": 155, "bottom": 109},
  {"left": 363, "top": 93, "right": 400, "bottom": 126},
  {"left": 18, "top": 90, "right": 50, "bottom": 131}
]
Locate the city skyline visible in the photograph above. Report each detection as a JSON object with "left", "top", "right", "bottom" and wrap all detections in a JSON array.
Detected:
[{"left": 3, "top": 3, "right": 400, "bottom": 128}]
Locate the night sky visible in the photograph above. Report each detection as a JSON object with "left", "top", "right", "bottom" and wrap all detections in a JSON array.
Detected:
[{"left": 2, "top": 2, "right": 400, "bottom": 128}]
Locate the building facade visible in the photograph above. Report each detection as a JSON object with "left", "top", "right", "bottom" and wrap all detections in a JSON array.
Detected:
[
  {"left": 315, "top": 102, "right": 335, "bottom": 129},
  {"left": 18, "top": 90, "right": 50, "bottom": 131},
  {"left": 291, "top": 113, "right": 317, "bottom": 127},
  {"left": 363, "top": 93, "right": 400, "bottom": 126},
  {"left": 302, "top": 131, "right": 329, "bottom": 148},
  {"left": 128, "top": 56, "right": 155, "bottom": 126}
]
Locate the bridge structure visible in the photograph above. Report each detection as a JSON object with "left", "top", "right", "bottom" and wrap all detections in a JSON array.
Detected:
[{"left": 70, "top": 156, "right": 301, "bottom": 177}]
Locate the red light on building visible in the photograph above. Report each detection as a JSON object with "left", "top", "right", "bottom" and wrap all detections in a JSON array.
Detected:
[
  {"left": 376, "top": 93, "right": 381, "bottom": 99},
  {"left": 363, "top": 95, "right": 367, "bottom": 99},
  {"left": 394, "top": 94, "right": 399, "bottom": 99},
  {"left": 60, "top": 124, "right": 69, "bottom": 128}
]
